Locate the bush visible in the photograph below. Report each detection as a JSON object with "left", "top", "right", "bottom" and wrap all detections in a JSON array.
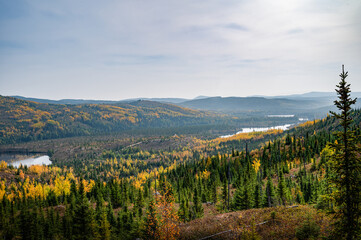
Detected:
[
  {"left": 234, "top": 219, "right": 261, "bottom": 240},
  {"left": 270, "top": 211, "right": 276, "bottom": 222},
  {"left": 295, "top": 216, "right": 320, "bottom": 240}
]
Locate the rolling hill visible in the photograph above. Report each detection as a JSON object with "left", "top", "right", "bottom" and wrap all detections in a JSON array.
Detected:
[
  {"left": 0, "top": 96, "right": 226, "bottom": 144},
  {"left": 178, "top": 96, "right": 326, "bottom": 114},
  {"left": 12, "top": 92, "right": 361, "bottom": 120}
]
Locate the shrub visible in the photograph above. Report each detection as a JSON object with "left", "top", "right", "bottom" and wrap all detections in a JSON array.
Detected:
[{"left": 295, "top": 216, "right": 320, "bottom": 240}]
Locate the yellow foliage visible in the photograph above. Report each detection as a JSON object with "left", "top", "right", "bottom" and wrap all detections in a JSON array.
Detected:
[
  {"left": 0, "top": 181, "right": 6, "bottom": 201},
  {"left": 214, "top": 129, "right": 282, "bottom": 143},
  {"left": 0, "top": 161, "right": 7, "bottom": 169},
  {"left": 297, "top": 119, "right": 320, "bottom": 128},
  {"left": 201, "top": 169, "right": 211, "bottom": 179},
  {"left": 30, "top": 122, "right": 45, "bottom": 129},
  {"left": 19, "top": 170, "right": 25, "bottom": 180},
  {"left": 29, "top": 165, "right": 47, "bottom": 176},
  {"left": 82, "top": 179, "right": 95, "bottom": 193},
  {"left": 53, "top": 175, "right": 71, "bottom": 196},
  {"left": 252, "top": 159, "right": 261, "bottom": 173}
]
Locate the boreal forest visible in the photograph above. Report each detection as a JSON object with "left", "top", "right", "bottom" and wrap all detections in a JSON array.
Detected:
[{"left": 0, "top": 68, "right": 361, "bottom": 240}]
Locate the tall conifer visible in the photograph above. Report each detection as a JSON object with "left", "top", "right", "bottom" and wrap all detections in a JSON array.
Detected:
[{"left": 329, "top": 65, "right": 361, "bottom": 239}]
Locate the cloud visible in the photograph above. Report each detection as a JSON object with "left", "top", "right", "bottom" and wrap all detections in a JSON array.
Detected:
[
  {"left": 0, "top": 0, "right": 361, "bottom": 99},
  {"left": 224, "top": 23, "right": 249, "bottom": 31},
  {"left": 286, "top": 28, "right": 304, "bottom": 34},
  {"left": 104, "top": 54, "right": 175, "bottom": 66}
]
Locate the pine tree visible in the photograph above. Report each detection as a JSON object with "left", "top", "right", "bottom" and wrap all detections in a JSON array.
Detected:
[
  {"left": 232, "top": 187, "right": 243, "bottom": 210},
  {"left": 263, "top": 178, "right": 276, "bottom": 207},
  {"left": 72, "top": 192, "right": 98, "bottom": 240},
  {"left": 98, "top": 205, "right": 111, "bottom": 240},
  {"left": 212, "top": 180, "right": 218, "bottom": 205},
  {"left": 254, "top": 183, "right": 262, "bottom": 208},
  {"left": 222, "top": 180, "right": 228, "bottom": 210},
  {"left": 241, "top": 184, "right": 253, "bottom": 210},
  {"left": 277, "top": 172, "right": 289, "bottom": 206},
  {"left": 328, "top": 65, "right": 361, "bottom": 239},
  {"left": 178, "top": 196, "right": 189, "bottom": 222},
  {"left": 192, "top": 187, "right": 203, "bottom": 218}
]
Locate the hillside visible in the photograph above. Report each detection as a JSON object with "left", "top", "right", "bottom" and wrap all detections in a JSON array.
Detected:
[
  {"left": 1, "top": 102, "right": 360, "bottom": 239},
  {"left": 13, "top": 94, "right": 361, "bottom": 120},
  {"left": 12, "top": 96, "right": 189, "bottom": 105},
  {"left": 0, "top": 109, "right": 348, "bottom": 240},
  {"left": 0, "top": 96, "right": 227, "bottom": 144},
  {"left": 179, "top": 205, "right": 331, "bottom": 240},
  {"left": 1, "top": 95, "right": 314, "bottom": 145},
  {"left": 178, "top": 96, "right": 329, "bottom": 116}
]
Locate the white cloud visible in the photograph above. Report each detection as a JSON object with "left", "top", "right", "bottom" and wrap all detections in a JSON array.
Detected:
[{"left": 0, "top": 0, "right": 360, "bottom": 99}]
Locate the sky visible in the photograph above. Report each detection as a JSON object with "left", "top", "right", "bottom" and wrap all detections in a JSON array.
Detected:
[{"left": 0, "top": 0, "right": 361, "bottom": 100}]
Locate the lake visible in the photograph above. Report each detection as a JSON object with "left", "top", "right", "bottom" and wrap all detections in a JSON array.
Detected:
[
  {"left": 220, "top": 123, "right": 293, "bottom": 138},
  {"left": 0, "top": 154, "right": 52, "bottom": 168}
]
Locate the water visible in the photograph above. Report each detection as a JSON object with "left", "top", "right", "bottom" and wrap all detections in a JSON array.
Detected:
[
  {"left": 0, "top": 154, "right": 51, "bottom": 168},
  {"left": 267, "top": 115, "right": 295, "bottom": 118},
  {"left": 219, "top": 124, "right": 293, "bottom": 138}
]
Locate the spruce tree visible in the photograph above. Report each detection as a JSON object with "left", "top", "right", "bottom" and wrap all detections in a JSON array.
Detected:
[
  {"left": 222, "top": 180, "right": 228, "bottom": 210},
  {"left": 98, "top": 205, "right": 111, "bottom": 240},
  {"left": 73, "top": 192, "right": 98, "bottom": 240},
  {"left": 232, "top": 187, "right": 243, "bottom": 210},
  {"left": 241, "top": 184, "right": 253, "bottom": 210},
  {"left": 192, "top": 187, "right": 203, "bottom": 218},
  {"left": 329, "top": 65, "right": 361, "bottom": 239},
  {"left": 277, "top": 172, "right": 288, "bottom": 206},
  {"left": 178, "top": 196, "right": 189, "bottom": 222},
  {"left": 254, "top": 183, "right": 262, "bottom": 208},
  {"left": 212, "top": 180, "right": 218, "bottom": 205},
  {"left": 263, "top": 178, "right": 276, "bottom": 207}
]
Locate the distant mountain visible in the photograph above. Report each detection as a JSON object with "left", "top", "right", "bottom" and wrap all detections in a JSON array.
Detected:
[
  {"left": 252, "top": 91, "right": 361, "bottom": 100},
  {"left": 193, "top": 95, "right": 213, "bottom": 100},
  {"left": 11, "top": 96, "right": 119, "bottom": 105},
  {"left": 10, "top": 92, "right": 361, "bottom": 121},
  {"left": 176, "top": 93, "right": 361, "bottom": 119},
  {"left": 286, "top": 91, "right": 337, "bottom": 98},
  {"left": 124, "top": 98, "right": 189, "bottom": 104},
  {"left": 178, "top": 96, "right": 328, "bottom": 114},
  {"left": 11, "top": 96, "right": 190, "bottom": 105}
]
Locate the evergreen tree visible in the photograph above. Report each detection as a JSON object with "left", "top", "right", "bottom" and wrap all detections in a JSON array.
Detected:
[
  {"left": 277, "top": 172, "right": 289, "bottom": 206},
  {"left": 178, "top": 196, "right": 189, "bottom": 222},
  {"left": 263, "top": 178, "right": 276, "bottom": 207},
  {"left": 328, "top": 65, "right": 361, "bottom": 240},
  {"left": 254, "top": 183, "right": 262, "bottom": 208},
  {"left": 192, "top": 187, "right": 203, "bottom": 218},
  {"left": 98, "top": 204, "right": 111, "bottom": 240},
  {"left": 212, "top": 180, "right": 218, "bottom": 205},
  {"left": 232, "top": 187, "right": 243, "bottom": 210},
  {"left": 222, "top": 180, "right": 228, "bottom": 210},
  {"left": 72, "top": 192, "right": 98, "bottom": 240}
]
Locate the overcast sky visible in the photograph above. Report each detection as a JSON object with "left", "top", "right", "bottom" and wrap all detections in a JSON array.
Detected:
[{"left": 0, "top": 0, "right": 360, "bottom": 100}]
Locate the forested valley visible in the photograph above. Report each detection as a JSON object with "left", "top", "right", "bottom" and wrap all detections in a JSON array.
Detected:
[{"left": 0, "top": 71, "right": 361, "bottom": 240}]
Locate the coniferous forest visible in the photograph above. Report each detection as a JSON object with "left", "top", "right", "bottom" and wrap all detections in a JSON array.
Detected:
[{"left": 0, "top": 68, "right": 361, "bottom": 240}]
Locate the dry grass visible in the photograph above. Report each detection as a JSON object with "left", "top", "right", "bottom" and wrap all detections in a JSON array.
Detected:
[{"left": 179, "top": 205, "right": 332, "bottom": 240}]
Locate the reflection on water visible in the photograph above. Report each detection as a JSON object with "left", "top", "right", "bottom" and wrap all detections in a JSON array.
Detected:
[{"left": 0, "top": 154, "right": 51, "bottom": 168}]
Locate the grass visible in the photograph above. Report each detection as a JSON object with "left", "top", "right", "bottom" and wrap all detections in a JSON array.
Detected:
[{"left": 179, "top": 205, "right": 332, "bottom": 240}]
